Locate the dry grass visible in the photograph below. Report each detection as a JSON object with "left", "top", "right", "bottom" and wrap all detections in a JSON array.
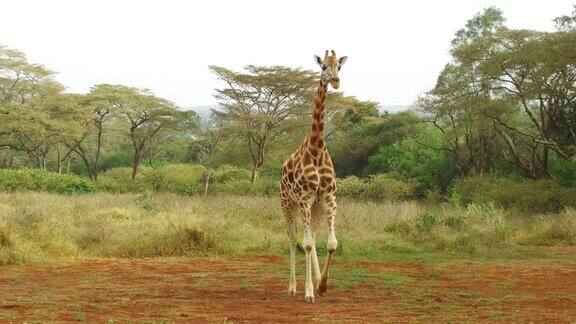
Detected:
[{"left": 0, "top": 192, "right": 574, "bottom": 265}]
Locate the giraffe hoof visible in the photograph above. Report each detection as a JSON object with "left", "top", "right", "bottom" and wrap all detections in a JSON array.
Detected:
[
  {"left": 304, "top": 295, "right": 315, "bottom": 303},
  {"left": 317, "top": 283, "right": 328, "bottom": 294},
  {"left": 287, "top": 289, "right": 297, "bottom": 296}
]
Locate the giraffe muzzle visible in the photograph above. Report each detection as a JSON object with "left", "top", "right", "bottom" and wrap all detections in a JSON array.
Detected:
[{"left": 330, "top": 80, "right": 340, "bottom": 89}]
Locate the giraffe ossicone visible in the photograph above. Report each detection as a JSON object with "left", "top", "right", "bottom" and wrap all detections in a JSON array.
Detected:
[{"left": 280, "top": 50, "right": 348, "bottom": 303}]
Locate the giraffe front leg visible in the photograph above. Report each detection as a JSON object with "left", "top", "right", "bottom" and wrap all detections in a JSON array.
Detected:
[
  {"left": 318, "top": 196, "right": 337, "bottom": 294},
  {"left": 303, "top": 226, "right": 315, "bottom": 303},
  {"left": 301, "top": 202, "right": 316, "bottom": 303}
]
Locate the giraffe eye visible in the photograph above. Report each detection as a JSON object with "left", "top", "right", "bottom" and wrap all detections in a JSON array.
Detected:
[{"left": 322, "top": 65, "right": 327, "bottom": 71}]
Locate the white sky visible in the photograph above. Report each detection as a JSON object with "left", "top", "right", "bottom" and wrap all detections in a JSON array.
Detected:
[{"left": 1, "top": 1, "right": 573, "bottom": 110}]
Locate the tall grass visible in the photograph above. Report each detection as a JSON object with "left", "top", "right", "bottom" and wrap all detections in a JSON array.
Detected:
[{"left": 0, "top": 193, "right": 574, "bottom": 265}]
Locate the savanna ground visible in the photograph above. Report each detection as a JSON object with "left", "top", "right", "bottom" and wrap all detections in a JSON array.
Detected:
[{"left": 1, "top": 193, "right": 575, "bottom": 322}]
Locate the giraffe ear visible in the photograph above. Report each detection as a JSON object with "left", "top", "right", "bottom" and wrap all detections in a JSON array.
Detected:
[
  {"left": 314, "top": 55, "right": 323, "bottom": 67},
  {"left": 338, "top": 56, "right": 348, "bottom": 66}
]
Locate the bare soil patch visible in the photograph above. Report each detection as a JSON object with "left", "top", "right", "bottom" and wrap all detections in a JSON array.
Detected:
[{"left": 1, "top": 251, "right": 575, "bottom": 322}]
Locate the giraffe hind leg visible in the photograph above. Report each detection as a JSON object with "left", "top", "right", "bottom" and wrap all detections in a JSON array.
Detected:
[{"left": 318, "top": 195, "right": 338, "bottom": 294}]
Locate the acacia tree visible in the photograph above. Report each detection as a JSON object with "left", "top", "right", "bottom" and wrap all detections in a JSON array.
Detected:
[
  {"left": 0, "top": 45, "right": 64, "bottom": 166},
  {"left": 554, "top": 5, "right": 576, "bottom": 31},
  {"left": 0, "top": 45, "right": 61, "bottom": 108},
  {"left": 422, "top": 7, "right": 576, "bottom": 179},
  {"left": 88, "top": 84, "right": 191, "bottom": 179},
  {"left": 56, "top": 88, "right": 115, "bottom": 179},
  {"left": 210, "top": 65, "right": 317, "bottom": 182},
  {"left": 193, "top": 112, "right": 228, "bottom": 197},
  {"left": 43, "top": 94, "right": 89, "bottom": 173},
  {"left": 453, "top": 20, "right": 576, "bottom": 177},
  {"left": 417, "top": 64, "right": 503, "bottom": 176}
]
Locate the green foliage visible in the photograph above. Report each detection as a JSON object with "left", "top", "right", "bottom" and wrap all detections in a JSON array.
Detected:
[
  {"left": 331, "top": 111, "right": 420, "bottom": 177},
  {"left": 97, "top": 167, "right": 146, "bottom": 193},
  {"left": 453, "top": 176, "right": 576, "bottom": 213},
  {"left": 415, "top": 212, "right": 438, "bottom": 231},
  {"left": 211, "top": 165, "right": 252, "bottom": 183},
  {"left": 337, "top": 174, "right": 418, "bottom": 202},
  {"left": 99, "top": 151, "right": 134, "bottom": 171},
  {"left": 365, "top": 127, "right": 453, "bottom": 192},
  {"left": 0, "top": 169, "right": 97, "bottom": 194},
  {"left": 550, "top": 155, "right": 576, "bottom": 187},
  {"left": 98, "top": 164, "right": 206, "bottom": 195},
  {"left": 210, "top": 178, "right": 278, "bottom": 196},
  {"left": 147, "top": 164, "right": 205, "bottom": 195},
  {"left": 206, "top": 165, "right": 278, "bottom": 196}
]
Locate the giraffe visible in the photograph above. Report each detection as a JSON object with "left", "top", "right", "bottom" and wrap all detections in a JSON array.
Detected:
[{"left": 280, "top": 50, "right": 348, "bottom": 303}]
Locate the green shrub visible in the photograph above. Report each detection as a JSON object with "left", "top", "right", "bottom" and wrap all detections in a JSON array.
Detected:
[
  {"left": 0, "top": 169, "right": 97, "bottom": 194},
  {"left": 211, "top": 165, "right": 252, "bottom": 183},
  {"left": 336, "top": 176, "right": 368, "bottom": 200},
  {"left": 453, "top": 175, "right": 576, "bottom": 213},
  {"left": 96, "top": 167, "right": 147, "bottom": 193},
  {"left": 415, "top": 212, "right": 437, "bottom": 231},
  {"left": 98, "top": 151, "right": 133, "bottom": 170},
  {"left": 367, "top": 174, "right": 418, "bottom": 201},
  {"left": 146, "top": 164, "right": 205, "bottom": 195},
  {"left": 337, "top": 174, "right": 417, "bottom": 202},
  {"left": 210, "top": 178, "right": 278, "bottom": 196},
  {"left": 550, "top": 156, "right": 576, "bottom": 187}
]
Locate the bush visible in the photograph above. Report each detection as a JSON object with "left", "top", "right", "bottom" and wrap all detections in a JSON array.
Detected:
[
  {"left": 211, "top": 165, "right": 252, "bottom": 183},
  {"left": 97, "top": 164, "right": 205, "bottom": 195},
  {"left": 550, "top": 156, "right": 576, "bottom": 187},
  {"left": 98, "top": 150, "right": 133, "bottom": 171},
  {"left": 146, "top": 164, "right": 205, "bottom": 195},
  {"left": 210, "top": 178, "right": 278, "bottom": 196},
  {"left": 453, "top": 175, "right": 576, "bottom": 213},
  {"left": 0, "top": 168, "right": 97, "bottom": 194},
  {"left": 364, "top": 129, "right": 454, "bottom": 192},
  {"left": 96, "top": 167, "right": 147, "bottom": 193},
  {"left": 336, "top": 176, "right": 368, "bottom": 200},
  {"left": 337, "top": 174, "right": 417, "bottom": 202}
]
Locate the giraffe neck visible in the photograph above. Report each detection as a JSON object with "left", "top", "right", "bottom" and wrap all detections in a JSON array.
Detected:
[{"left": 309, "top": 79, "right": 327, "bottom": 149}]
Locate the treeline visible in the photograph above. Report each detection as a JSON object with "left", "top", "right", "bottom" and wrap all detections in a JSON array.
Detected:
[{"left": 0, "top": 7, "right": 575, "bottom": 201}]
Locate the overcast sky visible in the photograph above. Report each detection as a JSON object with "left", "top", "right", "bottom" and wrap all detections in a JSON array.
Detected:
[{"left": 1, "top": 1, "right": 573, "bottom": 110}]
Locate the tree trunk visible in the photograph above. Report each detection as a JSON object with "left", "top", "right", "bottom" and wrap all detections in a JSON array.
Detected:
[
  {"left": 203, "top": 168, "right": 212, "bottom": 198},
  {"left": 132, "top": 149, "right": 142, "bottom": 180},
  {"left": 41, "top": 154, "right": 47, "bottom": 170},
  {"left": 541, "top": 146, "right": 550, "bottom": 178},
  {"left": 57, "top": 142, "right": 62, "bottom": 174},
  {"left": 75, "top": 147, "right": 96, "bottom": 180},
  {"left": 251, "top": 161, "right": 261, "bottom": 183},
  {"left": 93, "top": 121, "right": 104, "bottom": 180}
]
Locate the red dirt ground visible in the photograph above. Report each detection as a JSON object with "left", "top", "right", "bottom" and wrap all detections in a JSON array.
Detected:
[{"left": 1, "top": 252, "right": 575, "bottom": 322}]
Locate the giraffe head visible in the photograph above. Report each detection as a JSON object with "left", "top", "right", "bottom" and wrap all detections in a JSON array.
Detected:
[{"left": 314, "top": 50, "right": 348, "bottom": 89}]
